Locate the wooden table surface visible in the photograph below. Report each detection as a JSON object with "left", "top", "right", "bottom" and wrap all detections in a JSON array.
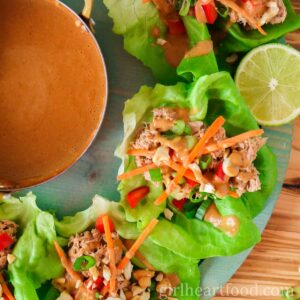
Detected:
[{"left": 215, "top": 2, "right": 300, "bottom": 298}]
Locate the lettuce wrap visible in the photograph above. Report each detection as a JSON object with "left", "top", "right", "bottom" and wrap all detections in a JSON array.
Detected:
[
  {"left": 54, "top": 195, "right": 201, "bottom": 300},
  {"left": 216, "top": 0, "right": 300, "bottom": 53},
  {"left": 0, "top": 193, "right": 64, "bottom": 300},
  {"left": 103, "top": 0, "right": 218, "bottom": 84},
  {"left": 115, "top": 71, "right": 277, "bottom": 257}
]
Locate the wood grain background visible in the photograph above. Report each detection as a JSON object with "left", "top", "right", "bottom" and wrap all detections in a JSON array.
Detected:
[{"left": 214, "top": 2, "right": 300, "bottom": 298}]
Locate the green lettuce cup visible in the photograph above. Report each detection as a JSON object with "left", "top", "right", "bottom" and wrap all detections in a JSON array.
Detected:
[
  {"left": 115, "top": 71, "right": 277, "bottom": 258},
  {"left": 103, "top": 0, "right": 218, "bottom": 84}
]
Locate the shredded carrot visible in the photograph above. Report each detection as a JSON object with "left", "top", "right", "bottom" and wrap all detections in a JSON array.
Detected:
[
  {"left": 53, "top": 241, "right": 82, "bottom": 282},
  {"left": 154, "top": 191, "right": 169, "bottom": 206},
  {"left": 117, "top": 219, "right": 159, "bottom": 271},
  {"left": 154, "top": 116, "right": 225, "bottom": 205},
  {"left": 167, "top": 161, "right": 198, "bottom": 182},
  {"left": 203, "top": 129, "right": 264, "bottom": 154},
  {"left": 103, "top": 216, "right": 117, "bottom": 296},
  {"left": 227, "top": 190, "right": 239, "bottom": 198},
  {"left": 134, "top": 250, "right": 156, "bottom": 271},
  {"left": 117, "top": 163, "right": 157, "bottom": 181},
  {"left": 121, "top": 239, "right": 155, "bottom": 271},
  {"left": 127, "top": 149, "right": 155, "bottom": 157},
  {"left": 0, "top": 273, "right": 14, "bottom": 300},
  {"left": 216, "top": 0, "right": 266, "bottom": 35},
  {"left": 188, "top": 116, "right": 225, "bottom": 163}
]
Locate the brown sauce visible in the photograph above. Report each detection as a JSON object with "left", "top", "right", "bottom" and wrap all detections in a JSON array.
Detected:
[
  {"left": 0, "top": 0, "right": 106, "bottom": 189},
  {"left": 162, "top": 34, "right": 189, "bottom": 67},
  {"left": 204, "top": 172, "right": 230, "bottom": 198},
  {"left": 204, "top": 203, "right": 240, "bottom": 237},
  {"left": 184, "top": 40, "right": 213, "bottom": 58},
  {"left": 152, "top": 119, "right": 174, "bottom": 132}
]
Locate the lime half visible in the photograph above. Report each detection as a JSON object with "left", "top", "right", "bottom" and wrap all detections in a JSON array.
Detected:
[{"left": 235, "top": 44, "right": 300, "bottom": 126}]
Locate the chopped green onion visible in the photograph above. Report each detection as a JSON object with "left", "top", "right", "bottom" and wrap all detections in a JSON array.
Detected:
[
  {"left": 171, "top": 120, "right": 186, "bottom": 135},
  {"left": 199, "top": 155, "right": 212, "bottom": 170},
  {"left": 172, "top": 172, "right": 186, "bottom": 185},
  {"left": 162, "top": 131, "right": 176, "bottom": 140},
  {"left": 190, "top": 192, "right": 208, "bottom": 203},
  {"left": 183, "top": 201, "right": 198, "bottom": 219},
  {"left": 185, "top": 135, "right": 197, "bottom": 150},
  {"left": 179, "top": 0, "right": 191, "bottom": 16},
  {"left": 216, "top": 2, "right": 230, "bottom": 18},
  {"left": 178, "top": 177, "right": 186, "bottom": 185},
  {"left": 185, "top": 209, "right": 197, "bottom": 219},
  {"left": 195, "top": 199, "right": 213, "bottom": 220},
  {"left": 183, "top": 124, "right": 192, "bottom": 135},
  {"left": 149, "top": 168, "right": 163, "bottom": 182},
  {"left": 73, "top": 255, "right": 96, "bottom": 271}
]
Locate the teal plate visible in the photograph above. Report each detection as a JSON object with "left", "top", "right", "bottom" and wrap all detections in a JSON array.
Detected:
[{"left": 19, "top": 1, "right": 293, "bottom": 299}]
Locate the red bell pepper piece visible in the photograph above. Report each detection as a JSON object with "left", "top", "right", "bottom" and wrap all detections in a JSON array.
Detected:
[
  {"left": 172, "top": 198, "right": 188, "bottom": 211},
  {"left": 186, "top": 178, "right": 199, "bottom": 188},
  {"left": 96, "top": 215, "right": 115, "bottom": 233},
  {"left": 86, "top": 276, "right": 104, "bottom": 291},
  {"left": 216, "top": 161, "right": 225, "bottom": 181},
  {"left": 0, "top": 233, "right": 14, "bottom": 251},
  {"left": 202, "top": 1, "right": 218, "bottom": 24},
  {"left": 167, "top": 19, "right": 186, "bottom": 35},
  {"left": 127, "top": 186, "right": 150, "bottom": 208}
]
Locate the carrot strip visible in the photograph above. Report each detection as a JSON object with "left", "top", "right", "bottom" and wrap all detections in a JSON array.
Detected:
[
  {"left": 203, "top": 129, "right": 264, "bottom": 154},
  {"left": 117, "top": 219, "right": 159, "bottom": 271},
  {"left": 53, "top": 241, "right": 82, "bottom": 282},
  {"left": 216, "top": 0, "right": 266, "bottom": 35},
  {"left": 127, "top": 149, "right": 155, "bottom": 157},
  {"left": 167, "top": 161, "right": 198, "bottom": 182},
  {"left": 154, "top": 116, "right": 225, "bottom": 206},
  {"left": 188, "top": 116, "right": 225, "bottom": 163},
  {"left": 0, "top": 273, "right": 14, "bottom": 300},
  {"left": 103, "top": 216, "right": 117, "bottom": 296},
  {"left": 154, "top": 191, "right": 169, "bottom": 206},
  {"left": 117, "top": 163, "right": 157, "bottom": 180},
  {"left": 228, "top": 190, "right": 239, "bottom": 198},
  {"left": 121, "top": 239, "right": 155, "bottom": 271},
  {"left": 135, "top": 250, "right": 156, "bottom": 271}
]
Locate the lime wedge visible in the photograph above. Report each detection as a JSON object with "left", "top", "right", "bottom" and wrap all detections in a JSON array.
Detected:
[{"left": 235, "top": 44, "right": 300, "bottom": 126}]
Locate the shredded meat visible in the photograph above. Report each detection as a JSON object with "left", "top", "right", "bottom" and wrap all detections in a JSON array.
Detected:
[
  {"left": 55, "top": 228, "right": 180, "bottom": 300},
  {"left": 231, "top": 165, "right": 261, "bottom": 195},
  {"left": 189, "top": 121, "right": 206, "bottom": 139},
  {"left": 153, "top": 107, "right": 177, "bottom": 121},
  {"left": 132, "top": 126, "right": 159, "bottom": 151},
  {"left": 130, "top": 106, "right": 266, "bottom": 199},
  {"left": 229, "top": 0, "right": 287, "bottom": 29},
  {"left": 234, "top": 137, "right": 267, "bottom": 164},
  {"left": 0, "top": 220, "right": 18, "bottom": 270}
]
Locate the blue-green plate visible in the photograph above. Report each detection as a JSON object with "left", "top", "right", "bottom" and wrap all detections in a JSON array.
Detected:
[{"left": 19, "top": 1, "right": 292, "bottom": 299}]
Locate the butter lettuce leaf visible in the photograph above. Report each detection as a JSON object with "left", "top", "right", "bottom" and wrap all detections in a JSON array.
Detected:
[
  {"left": 103, "top": 0, "right": 218, "bottom": 84},
  {"left": 54, "top": 195, "right": 201, "bottom": 300},
  {"left": 0, "top": 193, "right": 64, "bottom": 300},
  {"left": 116, "top": 72, "right": 276, "bottom": 256},
  {"left": 55, "top": 194, "right": 139, "bottom": 239},
  {"left": 117, "top": 72, "right": 277, "bottom": 220}
]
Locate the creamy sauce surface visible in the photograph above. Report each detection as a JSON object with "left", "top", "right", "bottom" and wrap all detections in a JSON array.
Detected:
[{"left": 0, "top": 0, "right": 106, "bottom": 188}]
